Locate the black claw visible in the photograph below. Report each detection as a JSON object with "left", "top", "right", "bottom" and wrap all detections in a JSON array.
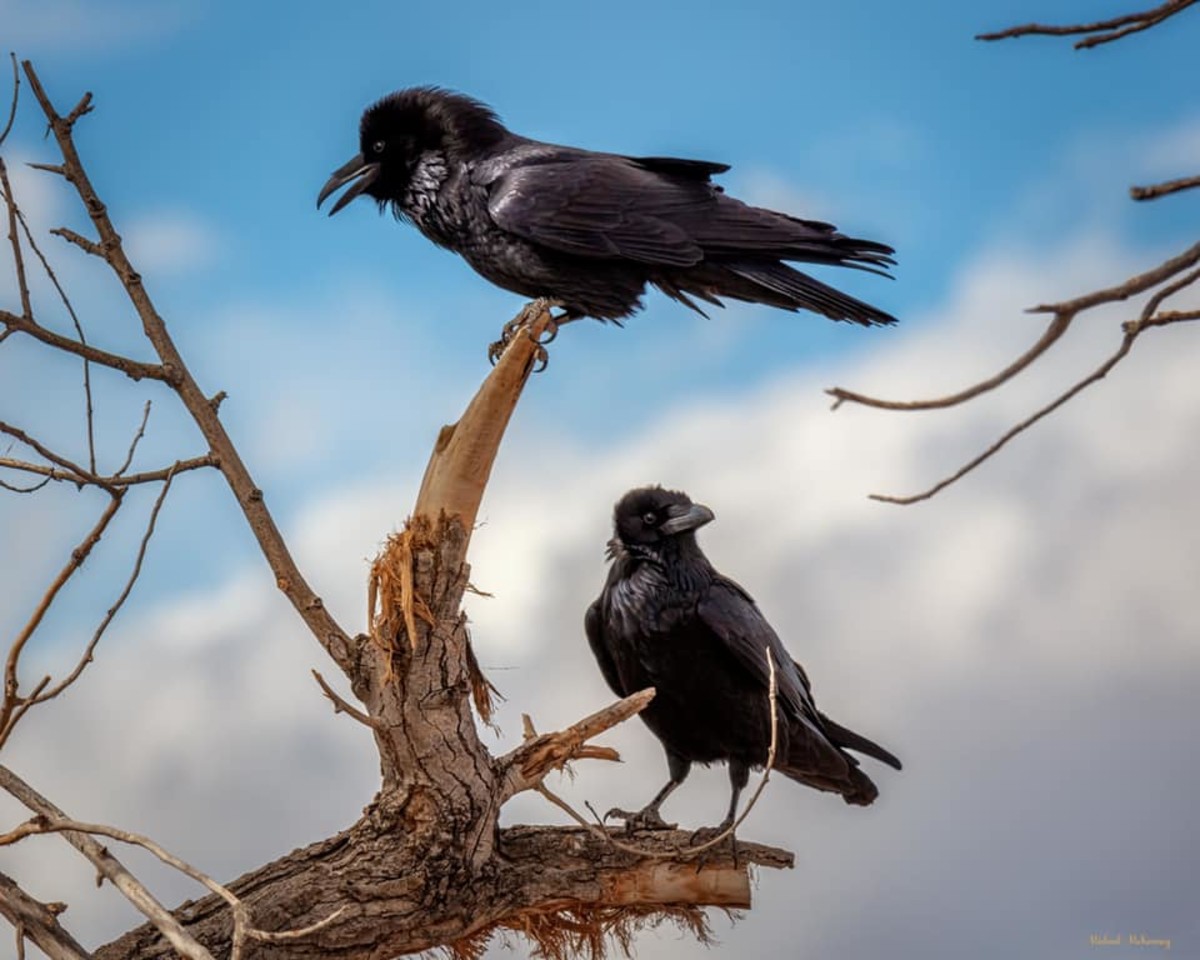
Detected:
[
  {"left": 535, "top": 315, "right": 561, "bottom": 346},
  {"left": 489, "top": 299, "right": 562, "bottom": 369}
]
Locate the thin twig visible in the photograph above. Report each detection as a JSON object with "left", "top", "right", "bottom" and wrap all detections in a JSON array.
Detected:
[
  {"left": 977, "top": 0, "right": 1198, "bottom": 48},
  {"left": 10, "top": 203, "right": 99, "bottom": 471},
  {"left": 49, "top": 227, "right": 103, "bottom": 259},
  {"left": 0, "top": 54, "right": 19, "bottom": 148},
  {"left": 0, "top": 473, "right": 50, "bottom": 494},
  {"left": 0, "top": 765, "right": 217, "bottom": 960},
  {"left": 871, "top": 274, "right": 1200, "bottom": 506},
  {"left": 0, "top": 420, "right": 109, "bottom": 491},
  {"left": 829, "top": 242, "right": 1200, "bottom": 415},
  {"left": 0, "top": 817, "right": 47, "bottom": 846},
  {"left": 0, "top": 452, "right": 214, "bottom": 488},
  {"left": 0, "top": 794, "right": 346, "bottom": 959},
  {"left": 1, "top": 495, "right": 122, "bottom": 748},
  {"left": 828, "top": 313, "right": 1074, "bottom": 412},
  {"left": 26, "top": 469, "right": 178, "bottom": 712},
  {"left": 1131, "top": 173, "right": 1200, "bottom": 201},
  {"left": 311, "top": 669, "right": 378, "bottom": 729},
  {"left": 113, "top": 401, "right": 151, "bottom": 478},
  {"left": 0, "top": 159, "right": 33, "bottom": 322},
  {"left": 0, "top": 309, "right": 168, "bottom": 382}
]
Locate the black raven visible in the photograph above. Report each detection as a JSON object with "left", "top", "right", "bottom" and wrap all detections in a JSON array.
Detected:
[
  {"left": 318, "top": 88, "right": 896, "bottom": 326},
  {"left": 586, "top": 486, "right": 901, "bottom": 834}
]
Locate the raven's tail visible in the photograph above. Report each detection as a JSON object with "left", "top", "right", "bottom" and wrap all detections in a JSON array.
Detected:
[
  {"left": 725, "top": 261, "right": 897, "bottom": 326},
  {"left": 775, "top": 711, "right": 901, "bottom": 806},
  {"left": 777, "top": 756, "right": 881, "bottom": 806},
  {"left": 819, "top": 713, "right": 903, "bottom": 770},
  {"left": 655, "top": 258, "right": 897, "bottom": 326}
]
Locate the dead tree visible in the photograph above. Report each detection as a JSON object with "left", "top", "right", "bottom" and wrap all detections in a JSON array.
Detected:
[
  {"left": 830, "top": 0, "right": 1200, "bottom": 504},
  {"left": 0, "top": 60, "right": 792, "bottom": 960}
]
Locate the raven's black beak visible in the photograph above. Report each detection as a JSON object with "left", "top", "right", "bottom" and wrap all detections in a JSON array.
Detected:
[
  {"left": 659, "top": 502, "right": 715, "bottom": 535},
  {"left": 317, "top": 154, "right": 380, "bottom": 215}
]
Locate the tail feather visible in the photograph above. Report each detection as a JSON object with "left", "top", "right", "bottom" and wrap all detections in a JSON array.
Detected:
[
  {"left": 819, "top": 713, "right": 903, "bottom": 770},
  {"left": 726, "top": 261, "right": 898, "bottom": 326},
  {"left": 778, "top": 758, "right": 880, "bottom": 806}
]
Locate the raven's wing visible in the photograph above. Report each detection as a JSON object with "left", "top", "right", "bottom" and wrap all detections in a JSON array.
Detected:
[
  {"left": 488, "top": 154, "right": 712, "bottom": 266},
  {"left": 486, "top": 153, "right": 894, "bottom": 272},
  {"left": 696, "top": 576, "right": 825, "bottom": 741},
  {"left": 787, "top": 654, "right": 901, "bottom": 769},
  {"left": 585, "top": 597, "right": 627, "bottom": 698},
  {"left": 627, "top": 156, "right": 731, "bottom": 178}
]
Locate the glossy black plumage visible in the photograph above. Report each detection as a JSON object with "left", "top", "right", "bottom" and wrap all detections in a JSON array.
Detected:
[
  {"left": 586, "top": 486, "right": 900, "bottom": 832},
  {"left": 319, "top": 87, "right": 897, "bottom": 325}
]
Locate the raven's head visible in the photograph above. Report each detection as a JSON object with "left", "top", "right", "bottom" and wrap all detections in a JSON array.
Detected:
[
  {"left": 317, "top": 87, "right": 506, "bottom": 216},
  {"left": 608, "top": 486, "right": 715, "bottom": 558}
]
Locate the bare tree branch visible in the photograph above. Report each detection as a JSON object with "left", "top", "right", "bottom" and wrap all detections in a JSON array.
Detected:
[
  {"left": 1, "top": 159, "right": 33, "bottom": 322},
  {"left": 1, "top": 309, "right": 167, "bottom": 382},
  {"left": 829, "top": 240, "right": 1200, "bottom": 417},
  {"left": 0, "top": 55, "right": 19, "bottom": 148},
  {"left": 827, "top": 313, "right": 1074, "bottom": 412},
  {"left": 27, "top": 468, "right": 177, "bottom": 709},
  {"left": 1131, "top": 173, "right": 1200, "bottom": 201},
  {"left": 869, "top": 266, "right": 1200, "bottom": 505},
  {"left": 0, "top": 765, "right": 217, "bottom": 960},
  {"left": 0, "top": 810, "right": 346, "bottom": 960},
  {"left": 0, "top": 452, "right": 214, "bottom": 488},
  {"left": 21, "top": 60, "right": 357, "bottom": 671},
  {"left": 1, "top": 494, "right": 123, "bottom": 748},
  {"left": 8, "top": 182, "right": 99, "bottom": 469},
  {"left": 977, "top": 0, "right": 1198, "bottom": 48},
  {"left": 0, "top": 870, "right": 90, "bottom": 960}
]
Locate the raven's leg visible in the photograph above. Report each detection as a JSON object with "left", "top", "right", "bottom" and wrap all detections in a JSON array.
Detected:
[
  {"left": 689, "top": 758, "right": 750, "bottom": 862},
  {"left": 605, "top": 750, "right": 691, "bottom": 832},
  {"left": 487, "top": 299, "right": 574, "bottom": 367},
  {"left": 719, "top": 757, "right": 751, "bottom": 831}
]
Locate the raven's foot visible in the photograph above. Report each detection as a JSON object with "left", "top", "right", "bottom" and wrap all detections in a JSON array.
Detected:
[
  {"left": 604, "top": 805, "right": 677, "bottom": 834},
  {"left": 487, "top": 298, "right": 566, "bottom": 369}
]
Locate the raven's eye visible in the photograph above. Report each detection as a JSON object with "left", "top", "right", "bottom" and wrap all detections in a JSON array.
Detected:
[
  {"left": 372, "top": 140, "right": 386, "bottom": 155},
  {"left": 642, "top": 512, "right": 657, "bottom": 526}
]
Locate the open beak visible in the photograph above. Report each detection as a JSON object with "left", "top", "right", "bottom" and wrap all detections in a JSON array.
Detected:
[
  {"left": 659, "top": 502, "right": 715, "bottom": 535},
  {"left": 317, "top": 154, "right": 380, "bottom": 215}
]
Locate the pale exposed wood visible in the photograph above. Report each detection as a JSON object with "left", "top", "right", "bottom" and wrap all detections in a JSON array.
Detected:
[{"left": 414, "top": 304, "right": 554, "bottom": 533}]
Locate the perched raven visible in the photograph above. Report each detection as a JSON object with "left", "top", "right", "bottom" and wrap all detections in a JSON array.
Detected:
[
  {"left": 318, "top": 88, "right": 896, "bottom": 325},
  {"left": 586, "top": 486, "right": 901, "bottom": 834}
]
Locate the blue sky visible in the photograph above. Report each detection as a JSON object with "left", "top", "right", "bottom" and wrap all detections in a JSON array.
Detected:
[{"left": 3, "top": 2, "right": 1200, "bottom": 958}]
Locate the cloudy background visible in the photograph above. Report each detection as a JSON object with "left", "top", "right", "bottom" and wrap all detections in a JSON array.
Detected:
[{"left": 1, "top": 1, "right": 1198, "bottom": 958}]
